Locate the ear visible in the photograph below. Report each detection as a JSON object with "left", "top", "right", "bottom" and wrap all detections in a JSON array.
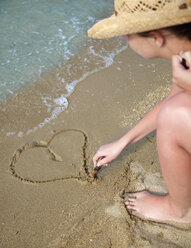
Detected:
[{"left": 149, "top": 31, "right": 165, "bottom": 47}]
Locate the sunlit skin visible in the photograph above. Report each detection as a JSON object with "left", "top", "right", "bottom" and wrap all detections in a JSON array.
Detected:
[{"left": 93, "top": 30, "right": 191, "bottom": 227}]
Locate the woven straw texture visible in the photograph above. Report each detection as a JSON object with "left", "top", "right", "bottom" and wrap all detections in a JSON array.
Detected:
[
  {"left": 115, "top": 0, "right": 172, "bottom": 13},
  {"left": 88, "top": 0, "right": 191, "bottom": 39}
]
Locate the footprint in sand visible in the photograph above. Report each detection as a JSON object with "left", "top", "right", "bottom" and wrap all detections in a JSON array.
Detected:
[{"left": 9, "top": 129, "right": 92, "bottom": 184}]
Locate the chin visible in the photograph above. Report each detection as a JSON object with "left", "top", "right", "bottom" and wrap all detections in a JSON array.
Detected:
[
  {"left": 129, "top": 47, "right": 154, "bottom": 59},
  {"left": 136, "top": 52, "right": 155, "bottom": 59}
]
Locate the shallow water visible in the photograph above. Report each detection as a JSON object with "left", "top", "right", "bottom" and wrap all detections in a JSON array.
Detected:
[
  {"left": 0, "top": 0, "right": 128, "bottom": 137},
  {"left": 0, "top": 0, "right": 126, "bottom": 100}
]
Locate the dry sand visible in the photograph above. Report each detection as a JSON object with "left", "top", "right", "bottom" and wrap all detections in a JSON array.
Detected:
[{"left": 1, "top": 48, "right": 191, "bottom": 248}]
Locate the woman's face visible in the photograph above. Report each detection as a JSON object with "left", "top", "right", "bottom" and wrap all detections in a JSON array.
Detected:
[{"left": 123, "top": 34, "right": 160, "bottom": 59}]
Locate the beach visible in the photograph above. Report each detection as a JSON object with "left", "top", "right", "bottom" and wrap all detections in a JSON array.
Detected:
[{"left": 1, "top": 46, "right": 191, "bottom": 248}]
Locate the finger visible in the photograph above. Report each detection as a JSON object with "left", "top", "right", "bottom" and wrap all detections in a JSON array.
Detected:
[
  {"left": 179, "top": 50, "right": 184, "bottom": 56},
  {"left": 93, "top": 159, "right": 103, "bottom": 168},
  {"left": 172, "top": 55, "right": 183, "bottom": 72},
  {"left": 180, "top": 50, "right": 191, "bottom": 59},
  {"left": 182, "top": 51, "right": 191, "bottom": 68},
  {"left": 98, "top": 162, "right": 109, "bottom": 167},
  {"left": 93, "top": 152, "right": 102, "bottom": 166},
  {"left": 93, "top": 156, "right": 98, "bottom": 167},
  {"left": 103, "top": 163, "right": 109, "bottom": 166},
  {"left": 97, "top": 157, "right": 109, "bottom": 167},
  {"left": 93, "top": 156, "right": 107, "bottom": 168},
  {"left": 96, "top": 160, "right": 104, "bottom": 167},
  {"left": 172, "top": 55, "right": 182, "bottom": 66}
]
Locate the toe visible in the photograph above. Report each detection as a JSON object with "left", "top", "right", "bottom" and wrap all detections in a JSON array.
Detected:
[
  {"left": 126, "top": 193, "right": 137, "bottom": 199},
  {"left": 125, "top": 203, "right": 137, "bottom": 211},
  {"left": 127, "top": 197, "right": 135, "bottom": 203},
  {"left": 125, "top": 201, "right": 135, "bottom": 207}
]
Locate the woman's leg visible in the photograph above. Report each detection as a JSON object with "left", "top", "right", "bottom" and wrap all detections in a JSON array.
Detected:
[{"left": 125, "top": 92, "right": 191, "bottom": 225}]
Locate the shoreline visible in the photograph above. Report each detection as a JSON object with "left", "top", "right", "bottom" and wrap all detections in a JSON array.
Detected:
[
  {"left": 0, "top": 37, "right": 128, "bottom": 138},
  {"left": 1, "top": 47, "right": 190, "bottom": 248}
]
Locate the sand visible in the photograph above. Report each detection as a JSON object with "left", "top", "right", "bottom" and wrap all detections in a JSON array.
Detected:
[{"left": 1, "top": 47, "right": 191, "bottom": 248}]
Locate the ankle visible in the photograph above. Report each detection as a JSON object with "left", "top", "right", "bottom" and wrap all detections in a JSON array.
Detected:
[
  {"left": 173, "top": 208, "right": 188, "bottom": 218},
  {"left": 168, "top": 199, "right": 190, "bottom": 218}
]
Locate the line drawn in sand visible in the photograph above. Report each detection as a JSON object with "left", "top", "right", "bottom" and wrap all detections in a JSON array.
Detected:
[{"left": 9, "top": 129, "right": 94, "bottom": 184}]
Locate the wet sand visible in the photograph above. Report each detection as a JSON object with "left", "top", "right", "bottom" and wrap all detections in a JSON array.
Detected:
[{"left": 1, "top": 48, "right": 191, "bottom": 248}]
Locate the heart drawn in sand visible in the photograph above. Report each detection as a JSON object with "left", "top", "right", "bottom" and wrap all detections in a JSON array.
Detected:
[{"left": 9, "top": 129, "right": 92, "bottom": 184}]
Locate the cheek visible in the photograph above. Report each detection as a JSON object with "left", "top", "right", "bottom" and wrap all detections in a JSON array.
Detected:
[
  {"left": 128, "top": 40, "right": 153, "bottom": 59},
  {"left": 128, "top": 40, "right": 144, "bottom": 54}
]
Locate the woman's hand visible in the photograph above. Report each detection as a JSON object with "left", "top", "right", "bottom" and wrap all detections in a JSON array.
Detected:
[
  {"left": 93, "top": 138, "right": 126, "bottom": 168},
  {"left": 172, "top": 51, "right": 191, "bottom": 93}
]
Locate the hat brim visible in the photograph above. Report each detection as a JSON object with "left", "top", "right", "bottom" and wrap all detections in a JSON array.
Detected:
[{"left": 88, "top": 8, "right": 191, "bottom": 39}]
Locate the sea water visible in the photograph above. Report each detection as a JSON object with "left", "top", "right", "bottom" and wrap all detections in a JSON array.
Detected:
[{"left": 0, "top": 0, "right": 128, "bottom": 136}]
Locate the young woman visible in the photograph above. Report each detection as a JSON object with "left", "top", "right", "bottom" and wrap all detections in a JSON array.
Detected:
[{"left": 88, "top": 0, "right": 191, "bottom": 228}]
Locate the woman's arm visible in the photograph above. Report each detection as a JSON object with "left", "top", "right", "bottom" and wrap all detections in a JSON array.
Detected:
[{"left": 93, "top": 83, "right": 183, "bottom": 167}]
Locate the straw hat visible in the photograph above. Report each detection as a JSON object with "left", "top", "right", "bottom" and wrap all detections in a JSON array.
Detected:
[{"left": 88, "top": 0, "right": 191, "bottom": 39}]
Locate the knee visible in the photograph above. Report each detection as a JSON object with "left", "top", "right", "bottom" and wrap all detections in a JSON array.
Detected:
[{"left": 157, "top": 92, "right": 191, "bottom": 128}]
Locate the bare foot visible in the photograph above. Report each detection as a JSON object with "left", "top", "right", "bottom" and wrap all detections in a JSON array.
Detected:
[{"left": 124, "top": 191, "right": 191, "bottom": 229}]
